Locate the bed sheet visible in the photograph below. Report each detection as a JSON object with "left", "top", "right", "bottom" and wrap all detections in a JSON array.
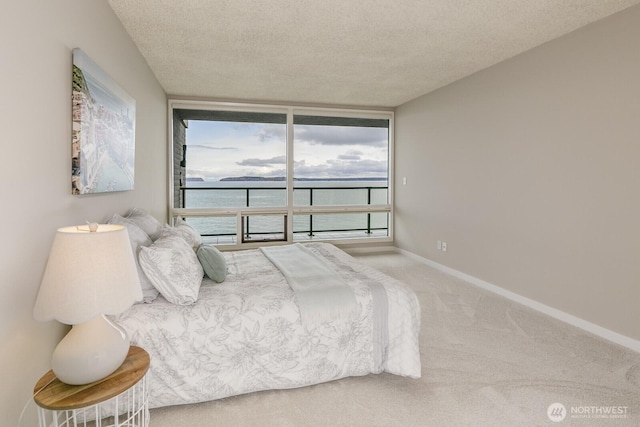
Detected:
[{"left": 115, "top": 242, "right": 421, "bottom": 408}]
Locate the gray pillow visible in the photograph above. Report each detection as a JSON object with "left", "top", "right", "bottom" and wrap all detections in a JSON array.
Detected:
[{"left": 197, "top": 244, "right": 227, "bottom": 283}]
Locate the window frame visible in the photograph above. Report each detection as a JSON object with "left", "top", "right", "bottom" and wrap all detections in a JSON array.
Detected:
[{"left": 168, "top": 99, "right": 394, "bottom": 249}]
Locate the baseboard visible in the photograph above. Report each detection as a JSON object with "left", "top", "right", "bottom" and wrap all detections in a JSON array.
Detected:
[
  {"left": 396, "top": 248, "right": 640, "bottom": 353},
  {"left": 341, "top": 244, "right": 397, "bottom": 255}
]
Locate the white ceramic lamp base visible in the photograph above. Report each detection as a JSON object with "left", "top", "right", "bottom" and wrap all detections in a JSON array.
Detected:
[{"left": 52, "top": 314, "right": 130, "bottom": 385}]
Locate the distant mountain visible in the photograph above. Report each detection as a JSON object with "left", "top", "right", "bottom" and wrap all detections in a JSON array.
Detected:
[
  {"left": 186, "top": 177, "right": 204, "bottom": 182},
  {"left": 220, "top": 176, "right": 387, "bottom": 182},
  {"left": 297, "top": 177, "right": 388, "bottom": 182},
  {"left": 220, "top": 176, "right": 286, "bottom": 182}
]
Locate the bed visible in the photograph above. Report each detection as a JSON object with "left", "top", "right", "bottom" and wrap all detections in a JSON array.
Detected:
[{"left": 114, "top": 240, "right": 421, "bottom": 409}]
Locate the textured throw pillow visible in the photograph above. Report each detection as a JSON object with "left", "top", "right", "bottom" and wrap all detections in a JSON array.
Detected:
[
  {"left": 197, "top": 244, "right": 227, "bottom": 283},
  {"left": 126, "top": 208, "right": 164, "bottom": 241},
  {"left": 173, "top": 216, "right": 203, "bottom": 250},
  {"left": 138, "top": 234, "right": 204, "bottom": 305},
  {"left": 107, "top": 214, "right": 159, "bottom": 303}
]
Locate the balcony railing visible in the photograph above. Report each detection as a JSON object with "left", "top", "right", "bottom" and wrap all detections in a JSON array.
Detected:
[{"left": 178, "top": 185, "right": 389, "bottom": 241}]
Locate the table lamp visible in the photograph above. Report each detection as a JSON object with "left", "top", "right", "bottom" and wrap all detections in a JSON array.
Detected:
[{"left": 33, "top": 223, "right": 142, "bottom": 385}]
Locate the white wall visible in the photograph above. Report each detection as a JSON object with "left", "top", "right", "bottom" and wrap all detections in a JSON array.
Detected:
[
  {"left": 395, "top": 5, "right": 640, "bottom": 343},
  {"left": 0, "top": 1, "right": 166, "bottom": 424}
]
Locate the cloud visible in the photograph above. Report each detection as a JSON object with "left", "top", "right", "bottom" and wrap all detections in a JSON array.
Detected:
[
  {"left": 295, "top": 126, "right": 387, "bottom": 147},
  {"left": 236, "top": 155, "right": 287, "bottom": 167},
  {"left": 294, "top": 158, "right": 387, "bottom": 179},
  {"left": 189, "top": 145, "right": 237, "bottom": 151},
  {"left": 258, "top": 127, "right": 286, "bottom": 142},
  {"left": 258, "top": 124, "right": 387, "bottom": 148},
  {"left": 184, "top": 120, "right": 388, "bottom": 181},
  {"left": 337, "top": 150, "right": 363, "bottom": 160},
  {"left": 327, "top": 159, "right": 388, "bottom": 177}
]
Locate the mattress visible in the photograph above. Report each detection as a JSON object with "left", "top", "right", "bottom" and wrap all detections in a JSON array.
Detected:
[{"left": 115, "top": 242, "right": 421, "bottom": 408}]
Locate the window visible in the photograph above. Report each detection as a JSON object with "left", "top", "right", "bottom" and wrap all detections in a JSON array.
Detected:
[
  {"left": 292, "top": 115, "right": 389, "bottom": 239},
  {"left": 170, "top": 101, "right": 393, "bottom": 247}
]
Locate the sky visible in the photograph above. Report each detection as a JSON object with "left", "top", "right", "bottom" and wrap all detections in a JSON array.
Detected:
[{"left": 185, "top": 120, "right": 389, "bottom": 181}]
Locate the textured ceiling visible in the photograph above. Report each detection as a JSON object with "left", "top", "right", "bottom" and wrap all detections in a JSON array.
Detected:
[{"left": 107, "top": 0, "right": 640, "bottom": 108}]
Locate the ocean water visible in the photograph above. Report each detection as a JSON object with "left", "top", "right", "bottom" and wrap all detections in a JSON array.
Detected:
[{"left": 181, "top": 180, "right": 389, "bottom": 238}]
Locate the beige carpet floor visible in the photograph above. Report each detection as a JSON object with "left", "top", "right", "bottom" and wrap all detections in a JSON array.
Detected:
[{"left": 148, "top": 250, "right": 640, "bottom": 426}]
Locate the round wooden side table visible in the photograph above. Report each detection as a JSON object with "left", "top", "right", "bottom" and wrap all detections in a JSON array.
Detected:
[{"left": 33, "top": 345, "right": 150, "bottom": 427}]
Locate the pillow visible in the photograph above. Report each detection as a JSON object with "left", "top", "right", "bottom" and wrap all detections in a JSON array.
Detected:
[
  {"left": 107, "top": 214, "right": 159, "bottom": 303},
  {"left": 197, "top": 244, "right": 227, "bottom": 283},
  {"left": 138, "top": 234, "right": 204, "bottom": 305},
  {"left": 172, "top": 216, "right": 202, "bottom": 250},
  {"left": 126, "top": 208, "right": 164, "bottom": 241}
]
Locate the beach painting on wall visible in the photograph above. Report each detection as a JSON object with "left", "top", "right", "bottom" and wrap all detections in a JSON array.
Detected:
[{"left": 71, "top": 48, "right": 135, "bottom": 194}]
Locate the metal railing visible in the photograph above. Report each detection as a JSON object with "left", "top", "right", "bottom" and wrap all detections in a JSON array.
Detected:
[{"left": 179, "top": 184, "right": 389, "bottom": 239}]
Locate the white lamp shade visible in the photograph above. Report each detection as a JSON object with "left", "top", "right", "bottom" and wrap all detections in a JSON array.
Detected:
[{"left": 33, "top": 224, "right": 142, "bottom": 324}]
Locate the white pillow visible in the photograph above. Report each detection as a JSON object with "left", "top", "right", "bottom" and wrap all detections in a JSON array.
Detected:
[
  {"left": 126, "top": 208, "right": 164, "bottom": 241},
  {"left": 107, "top": 214, "right": 159, "bottom": 303},
  {"left": 138, "top": 234, "right": 204, "bottom": 305},
  {"left": 172, "top": 217, "right": 203, "bottom": 250}
]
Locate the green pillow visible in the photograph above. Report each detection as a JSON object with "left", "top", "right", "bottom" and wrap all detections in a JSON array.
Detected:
[{"left": 196, "top": 245, "right": 227, "bottom": 283}]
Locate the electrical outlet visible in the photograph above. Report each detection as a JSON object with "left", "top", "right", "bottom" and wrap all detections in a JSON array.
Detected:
[
  {"left": 437, "top": 240, "right": 442, "bottom": 250},
  {"left": 441, "top": 241, "right": 447, "bottom": 252}
]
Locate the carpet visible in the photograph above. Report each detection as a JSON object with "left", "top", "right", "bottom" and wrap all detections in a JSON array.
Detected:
[{"left": 148, "top": 250, "right": 640, "bottom": 426}]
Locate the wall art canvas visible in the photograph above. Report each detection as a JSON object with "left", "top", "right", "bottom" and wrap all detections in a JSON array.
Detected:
[{"left": 72, "top": 48, "right": 135, "bottom": 194}]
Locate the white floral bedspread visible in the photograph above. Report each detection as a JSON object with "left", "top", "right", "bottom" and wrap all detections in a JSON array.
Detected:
[{"left": 115, "top": 243, "right": 421, "bottom": 409}]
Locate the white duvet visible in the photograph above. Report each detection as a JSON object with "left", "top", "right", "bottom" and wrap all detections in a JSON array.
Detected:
[{"left": 115, "top": 243, "right": 421, "bottom": 409}]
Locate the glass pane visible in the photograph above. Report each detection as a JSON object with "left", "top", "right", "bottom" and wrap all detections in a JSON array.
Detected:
[
  {"left": 293, "top": 212, "right": 389, "bottom": 239},
  {"left": 181, "top": 114, "right": 287, "bottom": 209},
  {"left": 242, "top": 215, "right": 286, "bottom": 242},
  {"left": 293, "top": 185, "right": 388, "bottom": 207},
  {"left": 184, "top": 216, "right": 236, "bottom": 237},
  {"left": 293, "top": 116, "right": 389, "bottom": 207}
]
